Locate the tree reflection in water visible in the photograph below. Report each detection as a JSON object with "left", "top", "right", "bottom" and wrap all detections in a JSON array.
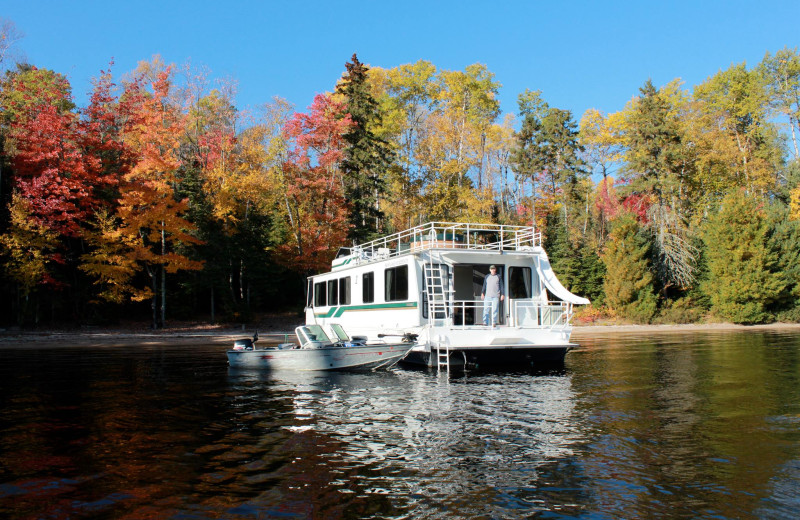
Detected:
[{"left": 1, "top": 331, "right": 799, "bottom": 518}]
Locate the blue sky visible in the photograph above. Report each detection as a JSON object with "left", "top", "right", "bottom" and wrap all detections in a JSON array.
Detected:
[{"left": 3, "top": 0, "right": 800, "bottom": 122}]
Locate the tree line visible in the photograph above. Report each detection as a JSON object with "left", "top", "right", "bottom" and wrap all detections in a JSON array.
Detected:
[{"left": 1, "top": 39, "right": 799, "bottom": 327}]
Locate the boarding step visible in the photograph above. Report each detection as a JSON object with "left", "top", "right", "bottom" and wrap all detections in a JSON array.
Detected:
[{"left": 436, "top": 343, "right": 450, "bottom": 371}]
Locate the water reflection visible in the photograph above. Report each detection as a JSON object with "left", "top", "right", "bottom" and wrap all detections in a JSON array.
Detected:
[
  {"left": 1, "top": 331, "right": 799, "bottom": 518},
  {"left": 221, "top": 367, "right": 582, "bottom": 518},
  {"left": 569, "top": 330, "right": 800, "bottom": 519}
]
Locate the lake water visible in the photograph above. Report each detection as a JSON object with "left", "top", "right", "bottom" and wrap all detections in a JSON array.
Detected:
[{"left": 1, "top": 329, "right": 799, "bottom": 519}]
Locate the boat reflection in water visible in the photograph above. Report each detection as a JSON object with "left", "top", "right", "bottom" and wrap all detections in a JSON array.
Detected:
[
  {"left": 3, "top": 331, "right": 798, "bottom": 518},
  {"left": 225, "top": 366, "right": 580, "bottom": 517}
]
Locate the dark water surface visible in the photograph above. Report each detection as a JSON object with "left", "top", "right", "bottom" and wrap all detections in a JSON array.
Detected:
[{"left": 1, "top": 330, "right": 799, "bottom": 519}]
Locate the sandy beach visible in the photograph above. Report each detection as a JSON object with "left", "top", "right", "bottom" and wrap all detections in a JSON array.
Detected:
[
  {"left": 2, "top": 320, "right": 800, "bottom": 348},
  {"left": 572, "top": 322, "right": 800, "bottom": 338}
]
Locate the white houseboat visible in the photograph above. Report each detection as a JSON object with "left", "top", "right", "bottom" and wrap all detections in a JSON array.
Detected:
[{"left": 304, "top": 222, "right": 589, "bottom": 369}]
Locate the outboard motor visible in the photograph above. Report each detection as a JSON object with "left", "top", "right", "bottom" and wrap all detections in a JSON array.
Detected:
[
  {"left": 233, "top": 331, "right": 258, "bottom": 351},
  {"left": 233, "top": 338, "right": 254, "bottom": 351}
]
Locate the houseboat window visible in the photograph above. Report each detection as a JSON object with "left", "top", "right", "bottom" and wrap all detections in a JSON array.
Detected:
[
  {"left": 363, "top": 272, "right": 374, "bottom": 303},
  {"left": 509, "top": 267, "right": 532, "bottom": 298},
  {"left": 339, "top": 277, "right": 351, "bottom": 305},
  {"left": 306, "top": 280, "right": 313, "bottom": 307},
  {"left": 327, "top": 279, "right": 339, "bottom": 306},
  {"left": 314, "top": 281, "right": 327, "bottom": 307},
  {"left": 385, "top": 265, "right": 408, "bottom": 301}
]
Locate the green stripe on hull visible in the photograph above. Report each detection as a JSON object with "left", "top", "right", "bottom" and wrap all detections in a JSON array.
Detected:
[{"left": 315, "top": 301, "right": 418, "bottom": 318}]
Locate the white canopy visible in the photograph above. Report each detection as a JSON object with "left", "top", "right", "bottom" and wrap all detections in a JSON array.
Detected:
[{"left": 535, "top": 252, "right": 591, "bottom": 305}]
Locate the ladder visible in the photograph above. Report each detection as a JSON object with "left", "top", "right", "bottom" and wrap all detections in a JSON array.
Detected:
[
  {"left": 436, "top": 339, "right": 450, "bottom": 371},
  {"left": 424, "top": 257, "right": 449, "bottom": 326},
  {"left": 425, "top": 252, "right": 451, "bottom": 370}
]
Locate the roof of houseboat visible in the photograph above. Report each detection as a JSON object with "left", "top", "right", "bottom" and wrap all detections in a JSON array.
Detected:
[{"left": 332, "top": 222, "right": 543, "bottom": 270}]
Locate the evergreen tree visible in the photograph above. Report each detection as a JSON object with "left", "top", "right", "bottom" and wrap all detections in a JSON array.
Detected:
[
  {"left": 766, "top": 203, "right": 800, "bottom": 320},
  {"left": 575, "top": 242, "right": 606, "bottom": 306},
  {"left": 511, "top": 91, "right": 587, "bottom": 231},
  {"left": 536, "top": 108, "right": 587, "bottom": 208},
  {"left": 543, "top": 212, "right": 579, "bottom": 288},
  {"left": 601, "top": 213, "right": 657, "bottom": 323},
  {"left": 624, "top": 79, "right": 697, "bottom": 292},
  {"left": 336, "top": 54, "right": 394, "bottom": 243},
  {"left": 544, "top": 212, "right": 605, "bottom": 306},
  {"left": 700, "top": 190, "right": 787, "bottom": 324},
  {"left": 511, "top": 90, "right": 548, "bottom": 177},
  {"left": 625, "top": 80, "right": 685, "bottom": 203}
]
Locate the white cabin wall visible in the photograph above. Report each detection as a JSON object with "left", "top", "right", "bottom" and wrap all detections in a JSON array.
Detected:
[{"left": 308, "top": 256, "right": 424, "bottom": 335}]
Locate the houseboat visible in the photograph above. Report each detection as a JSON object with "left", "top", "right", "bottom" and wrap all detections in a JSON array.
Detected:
[{"left": 305, "top": 222, "right": 589, "bottom": 369}]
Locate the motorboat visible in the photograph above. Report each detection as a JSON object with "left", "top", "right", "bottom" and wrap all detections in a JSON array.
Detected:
[{"left": 226, "top": 324, "right": 416, "bottom": 371}]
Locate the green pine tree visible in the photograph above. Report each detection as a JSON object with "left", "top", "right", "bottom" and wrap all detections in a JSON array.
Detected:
[
  {"left": 700, "top": 190, "right": 787, "bottom": 324},
  {"left": 601, "top": 213, "right": 657, "bottom": 323},
  {"left": 625, "top": 80, "right": 698, "bottom": 292},
  {"left": 766, "top": 203, "right": 800, "bottom": 320},
  {"left": 336, "top": 54, "right": 394, "bottom": 243},
  {"left": 544, "top": 212, "right": 606, "bottom": 306}
]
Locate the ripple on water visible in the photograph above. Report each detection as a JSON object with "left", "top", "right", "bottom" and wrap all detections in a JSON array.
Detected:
[{"left": 1, "top": 332, "right": 800, "bottom": 518}]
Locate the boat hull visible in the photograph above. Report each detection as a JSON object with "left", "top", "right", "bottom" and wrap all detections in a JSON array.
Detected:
[
  {"left": 227, "top": 343, "right": 414, "bottom": 371},
  {"left": 401, "top": 344, "right": 574, "bottom": 368}
]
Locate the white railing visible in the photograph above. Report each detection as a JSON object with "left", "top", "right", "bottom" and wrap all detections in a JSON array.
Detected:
[
  {"left": 513, "top": 300, "right": 573, "bottom": 329},
  {"left": 430, "top": 299, "right": 572, "bottom": 330},
  {"left": 342, "top": 222, "right": 541, "bottom": 267}
]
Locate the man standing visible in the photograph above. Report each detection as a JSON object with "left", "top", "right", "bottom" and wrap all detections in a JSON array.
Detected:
[{"left": 481, "top": 265, "right": 504, "bottom": 326}]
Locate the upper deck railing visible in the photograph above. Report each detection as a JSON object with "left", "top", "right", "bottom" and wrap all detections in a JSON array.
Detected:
[{"left": 334, "top": 222, "right": 541, "bottom": 268}]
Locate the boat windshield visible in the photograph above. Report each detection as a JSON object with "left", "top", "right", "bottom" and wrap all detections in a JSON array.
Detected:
[
  {"left": 330, "top": 324, "right": 349, "bottom": 341},
  {"left": 302, "top": 325, "right": 332, "bottom": 343}
]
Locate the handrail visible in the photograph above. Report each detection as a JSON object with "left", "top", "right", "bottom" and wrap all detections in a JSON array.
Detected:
[
  {"left": 342, "top": 222, "right": 542, "bottom": 268},
  {"left": 428, "top": 299, "right": 573, "bottom": 330}
]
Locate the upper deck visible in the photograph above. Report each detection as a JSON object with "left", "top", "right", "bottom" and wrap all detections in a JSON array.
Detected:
[{"left": 332, "top": 222, "right": 542, "bottom": 270}]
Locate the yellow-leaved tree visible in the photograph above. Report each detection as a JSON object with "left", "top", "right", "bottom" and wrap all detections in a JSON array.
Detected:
[
  {"left": 791, "top": 186, "right": 800, "bottom": 220},
  {"left": 0, "top": 194, "right": 61, "bottom": 324}
]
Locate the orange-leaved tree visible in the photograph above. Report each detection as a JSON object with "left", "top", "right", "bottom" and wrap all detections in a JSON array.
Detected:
[{"left": 83, "top": 68, "right": 202, "bottom": 328}]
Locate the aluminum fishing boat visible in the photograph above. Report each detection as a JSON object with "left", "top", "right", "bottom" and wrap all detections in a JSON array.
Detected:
[{"left": 226, "top": 325, "right": 416, "bottom": 371}]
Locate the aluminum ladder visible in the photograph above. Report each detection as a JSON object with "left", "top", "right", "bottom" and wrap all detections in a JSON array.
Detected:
[
  {"left": 425, "top": 253, "right": 451, "bottom": 370},
  {"left": 436, "top": 337, "right": 451, "bottom": 371}
]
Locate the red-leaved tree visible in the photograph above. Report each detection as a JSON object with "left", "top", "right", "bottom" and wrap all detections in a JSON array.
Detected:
[
  {"left": 7, "top": 68, "right": 94, "bottom": 238},
  {"left": 276, "top": 94, "right": 353, "bottom": 273}
]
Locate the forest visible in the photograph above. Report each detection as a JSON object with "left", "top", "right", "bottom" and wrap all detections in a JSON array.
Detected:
[{"left": 1, "top": 35, "right": 799, "bottom": 328}]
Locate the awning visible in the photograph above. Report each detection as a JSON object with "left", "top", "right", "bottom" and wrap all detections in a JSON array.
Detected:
[{"left": 535, "top": 252, "right": 591, "bottom": 305}]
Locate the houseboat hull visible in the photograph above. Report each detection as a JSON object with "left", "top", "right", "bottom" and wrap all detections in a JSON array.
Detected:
[{"left": 401, "top": 344, "right": 574, "bottom": 368}]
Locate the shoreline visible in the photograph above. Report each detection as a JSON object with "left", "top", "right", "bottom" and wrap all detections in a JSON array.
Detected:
[
  {"left": 1, "top": 322, "right": 799, "bottom": 348},
  {"left": 572, "top": 322, "right": 800, "bottom": 336}
]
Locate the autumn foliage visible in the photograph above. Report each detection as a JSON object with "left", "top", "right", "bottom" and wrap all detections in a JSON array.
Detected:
[
  {"left": 1, "top": 49, "right": 800, "bottom": 327},
  {"left": 276, "top": 94, "right": 353, "bottom": 273}
]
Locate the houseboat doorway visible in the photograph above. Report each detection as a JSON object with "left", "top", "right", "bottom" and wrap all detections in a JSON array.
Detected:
[{"left": 452, "top": 264, "right": 506, "bottom": 326}]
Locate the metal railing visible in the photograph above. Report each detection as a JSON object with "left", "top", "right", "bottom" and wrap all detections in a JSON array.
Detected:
[
  {"left": 431, "top": 299, "right": 573, "bottom": 330},
  {"left": 341, "top": 222, "right": 541, "bottom": 267},
  {"left": 512, "top": 300, "right": 573, "bottom": 329}
]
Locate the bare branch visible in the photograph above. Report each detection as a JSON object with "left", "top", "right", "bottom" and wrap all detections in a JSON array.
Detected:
[
  {"left": 0, "top": 18, "right": 24, "bottom": 67},
  {"left": 647, "top": 202, "right": 698, "bottom": 288}
]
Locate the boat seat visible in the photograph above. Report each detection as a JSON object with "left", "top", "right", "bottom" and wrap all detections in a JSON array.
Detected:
[{"left": 329, "top": 324, "right": 367, "bottom": 346}]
